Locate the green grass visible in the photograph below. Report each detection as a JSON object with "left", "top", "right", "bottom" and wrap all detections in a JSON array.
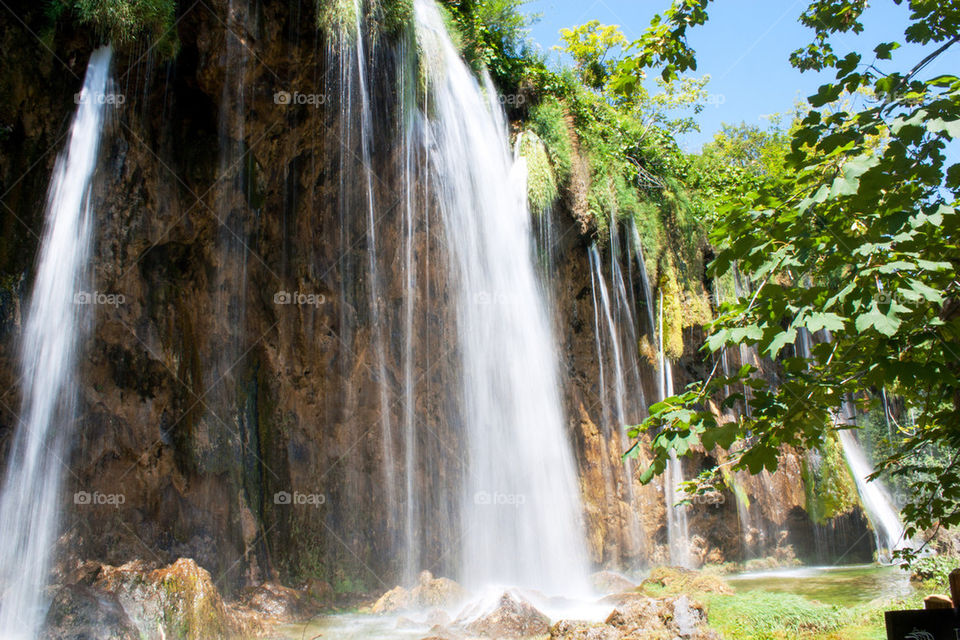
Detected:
[
  {"left": 704, "top": 591, "right": 847, "bottom": 639},
  {"left": 703, "top": 590, "right": 926, "bottom": 640}
]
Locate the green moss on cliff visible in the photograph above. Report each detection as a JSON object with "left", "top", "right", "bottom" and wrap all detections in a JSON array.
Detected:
[
  {"left": 528, "top": 96, "right": 573, "bottom": 185},
  {"left": 517, "top": 131, "right": 557, "bottom": 213},
  {"left": 802, "top": 433, "right": 861, "bottom": 524},
  {"left": 659, "top": 261, "right": 685, "bottom": 359},
  {"left": 51, "top": 0, "right": 179, "bottom": 57},
  {"left": 317, "top": 0, "right": 359, "bottom": 40}
]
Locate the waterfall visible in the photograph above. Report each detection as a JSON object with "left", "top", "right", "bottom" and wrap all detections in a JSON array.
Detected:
[
  {"left": 803, "top": 329, "right": 908, "bottom": 561},
  {"left": 630, "top": 225, "right": 691, "bottom": 565},
  {"left": 346, "top": 0, "right": 400, "bottom": 536},
  {"left": 659, "top": 294, "right": 691, "bottom": 567},
  {"left": 588, "top": 247, "right": 628, "bottom": 433},
  {"left": 587, "top": 244, "right": 642, "bottom": 554},
  {"left": 0, "top": 46, "right": 112, "bottom": 639},
  {"left": 837, "top": 429, "right": 909, "bottom": 561},
  {"left": 413, "top": 0, "right": 589, "bottom": 595}
]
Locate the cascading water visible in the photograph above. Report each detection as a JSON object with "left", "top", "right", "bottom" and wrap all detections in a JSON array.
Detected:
[
  {"left": 630, "top": 225, "right": 691, "bottom": 565},
  {"left": 837, "top": 429, "right": 909, "bottom": 561},
  {"left": 659, "top": 292, "right": 691, "bottom": 567},
  {"left": 413, "top": 0, "right": 589, "bottom": 595},
  {"left": 586, "top": 243, "right": 644, "bottom": 552},
  {"left": 801, "top": 328, "right": 908, "bottom": 560},
  {"left": 0, "top": 46, "right": 111, "bottom": 639},
  {"left": 352, "top": 0, "right": 398, "bottom": 526},
  {"left": 399, "top": 41, "right": 422, "bottom": 584},
  {"left": 588, "top": 247, "right": 628, "bottom": 435}
]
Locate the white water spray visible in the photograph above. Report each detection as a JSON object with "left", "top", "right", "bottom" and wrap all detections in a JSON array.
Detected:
[
  {"left": 413, "top": 0, "right": 589, "bottom": 595},
  {"left": 0, "top": 46, "right": 111, "bottom": 639}
]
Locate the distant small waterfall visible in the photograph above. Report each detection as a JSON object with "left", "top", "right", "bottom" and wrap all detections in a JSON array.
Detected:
[
  {"left": 0, "top": 46, "right": 112, "bottom": 640},
  {"left": 413, "top": 0, "right": 589, "bottom": 595},
  {"left": 837, "top": 429, "right": 909, "bottom": 561},
  {"left": 801, "top": 328, "right": 908, "bottom": 561}
]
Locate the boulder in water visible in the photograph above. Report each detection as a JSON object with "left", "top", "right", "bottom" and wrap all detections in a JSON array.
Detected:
[
  {"left": 372, "top": 585, "right": 412, "bottom": 613},
  {"left": 590, "top": 570, "right": 637, "bottom": 595},
  {"left": 240, "top": 581, "right": 306, "bottom": 621},
  {"left": 41, "top": 583, "right": 140, "bottom": 640},
  {"left": 638, "top": 566, "right": 732, "bottom": 596},
  {"left": 411, "top": 571, "right": 467, "bottom": 609},
  {"left": 461, "top": 591, "right": 551, "bottom": 638},
  {"left": 372, "top": 572, "right": 467, "bottom": 613},
  {"left": 93, "top": 557, "right": 232, "bottom": 639}
]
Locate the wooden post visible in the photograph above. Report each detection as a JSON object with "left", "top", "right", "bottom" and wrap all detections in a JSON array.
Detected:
[
  {"left": 950, "top": 568, "right": 960, "bottom": 610},
  {"left": 924, "top": 594, "right": 953, "bottom": 610}
]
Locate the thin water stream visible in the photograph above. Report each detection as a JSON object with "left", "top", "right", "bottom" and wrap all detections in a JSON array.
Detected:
[{"left": 0, "top": 46, "right": 112, "bottom": 639}]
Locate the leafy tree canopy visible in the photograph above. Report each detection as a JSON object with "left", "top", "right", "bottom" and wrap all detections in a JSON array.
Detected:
[{"left": 629, "top": 0, "right": 960, "bottom": 561}]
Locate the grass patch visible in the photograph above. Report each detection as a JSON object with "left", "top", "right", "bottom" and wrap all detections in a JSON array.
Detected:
[
  {"left": 704, "top": 590, "right": 926, "bottom": 640},
  {"left": 704, "top": 591, "right": 846, "bottom": 639}
]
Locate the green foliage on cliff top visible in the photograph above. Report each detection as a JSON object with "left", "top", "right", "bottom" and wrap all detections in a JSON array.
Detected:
[
  {"left": 316, "top": 0, "right": 359, "bottom": 39},
  {"left": 438, "top": 0, "right": 538, "bottom": 87},
  {"left": 528, "top": 96, "right": 573, "bottom": 184},
  {"left": 316, "top": 0, "right": 413, "bottom": 42},
  {"left": 50, "top": 0, "right": 178, "bottom": 57}
]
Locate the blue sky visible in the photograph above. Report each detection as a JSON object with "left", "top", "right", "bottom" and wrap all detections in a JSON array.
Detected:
[{"left": 522, "top": 0, "right": 956, "bottom": 151}]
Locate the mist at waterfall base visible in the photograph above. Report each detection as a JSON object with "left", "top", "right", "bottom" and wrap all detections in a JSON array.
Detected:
[{"left": 0, "top": 47, "right": 112, "bottom": 640}]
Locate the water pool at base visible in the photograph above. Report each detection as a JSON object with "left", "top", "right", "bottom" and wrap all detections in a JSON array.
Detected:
[
  {"left": 727, "top": 563, "right": 913, "bottom": 607},
  {"left": 277, "top": 564, "right": 914, "bottom": 638}
]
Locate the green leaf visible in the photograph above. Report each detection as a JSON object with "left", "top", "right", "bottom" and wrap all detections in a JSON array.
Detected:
[
  {"left": 874, "top": 42, "right": 899, "bottom": 59},
  {"left": 767, "top": 328, "right": 798, "bottom": 357},
  {"left": 855, "top": 303, "right": 901, "bottom": 336},
  {"left": 806, "top": 312, "right": 845, "bottom": 333},
  {"left": 702, "top": 421, "right": 739, "bottom": 450},
  {"left": 905, "top": 279, "right": 944, "bottom": 303}
]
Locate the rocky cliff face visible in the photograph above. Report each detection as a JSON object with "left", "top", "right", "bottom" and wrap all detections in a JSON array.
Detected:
[{"left": 0, "top": 0, "right": 874, "bottom": 595}]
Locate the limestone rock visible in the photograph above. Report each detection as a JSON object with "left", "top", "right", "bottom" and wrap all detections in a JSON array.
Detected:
[
  {"left": 372, "top": 586, "right": 412, "bottom": 613},
  {"left": 411, "top": 571, "right": 467, "bottom": 609},
  {"left": 93, "top": 557, "right": 232, "bottom": 639},
  {"left": 41, "top": 584, "right": 140, "bottom": 640},
  {"left": 605, "top": 594, "right": 716, "bottom": 639},
  {"left": 590, "top": 570, "right": 637, "bottom": 595},
  {"left": 638, "top": 566, "right": 732, "bottom": 596},
  {"left": 461, "top": 591, "right": 551, "bottom": 638},
  {"left": 240, "top": 581, "right": 306, "bottom": 622},
  {"left": 372, "top": 573, "right": 467, "bottom": 613},
  {"left": 549, "top": 619, "right": 621, "bottom": 640}
]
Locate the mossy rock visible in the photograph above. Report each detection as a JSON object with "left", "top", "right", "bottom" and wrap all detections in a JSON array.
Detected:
[
  {"left": 517, "top": 130, "right": 558, "bottom": 213},
  {"left": 94, "top": 558, "right": 232, "bottom": 640},
  {"left": 41, "top": 584, "right": 140, "bottom": 640},
  {"left": 54, "top": 0, "right": 179, "bottom": 58},
  {"left": 639, "top": 566, "right": 733, "bottom": 596},
  {"left": 802, "top": 433, "right": 861, "bottom": 524}
]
